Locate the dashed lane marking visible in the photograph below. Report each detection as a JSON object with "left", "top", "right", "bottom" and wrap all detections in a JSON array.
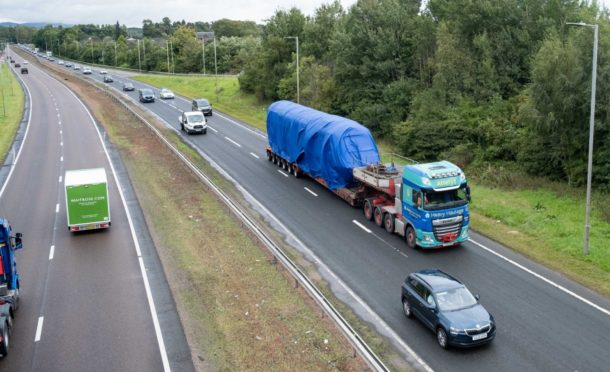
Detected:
[
  {"left": 304, "top": 187, "right": 318, "bottom": 197},
  {"left": 224, "top": 136, "right": 242, "bottom": 148},
  {"left": 249, "top": 152, "right": 260, "bottom": 159}
]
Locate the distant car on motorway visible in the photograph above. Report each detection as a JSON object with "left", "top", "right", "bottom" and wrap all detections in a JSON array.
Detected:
[
  {"left": 65, "top": 62, "right": 73, "bottom": 68},
  {"left": 122, "top": 82, "right": 135, "bottom": 91},
  {"left": 159, "top": 88, "right": 175, "bottom": 99},
  {"left": 21, "top": 67, "right": 28, "bottom": 74},
  {"left": 178, "top": 111, "right": 207, "bottom": 134},
  {"left": 100, "top": 70, "right": 108, "bottom": 75},
  {"left": 103, "top": 75, "right": 114, "bottom": 83},
  {"left": 23, "top": 61, "right": 28, "bottom": 65},
  {"left": 83, "top": 67, "right": 92, "bottom": 75},
  {"left": 58, "top": 60, "right": 64, "bottom": 65},
  {"left": 401, "top": 269, "right": 496, "bottom": 349},
  {"left": 14, "top": 63, "right": 21, "bottom": 68},
  {"left": 73, "top": 64, "right": 81, "bottom": 70},
  {"left": 191, "top": 98, "right": 213, "bottom": 116},
  {"left": 138, "top": 88, "right": 155, "bottom": 103}
]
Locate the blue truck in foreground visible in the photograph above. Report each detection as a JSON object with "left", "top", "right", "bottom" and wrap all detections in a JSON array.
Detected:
[
  {"left": 265, "top": 101, "right": 470, "bottom": 249},
  {"left": 0, "top": 218, "right": 22, "bottom": 357}
]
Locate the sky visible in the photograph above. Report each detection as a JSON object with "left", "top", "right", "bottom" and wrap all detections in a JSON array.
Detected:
[{"left": 0, "top": 0, "right": 359, "bottom": 27}]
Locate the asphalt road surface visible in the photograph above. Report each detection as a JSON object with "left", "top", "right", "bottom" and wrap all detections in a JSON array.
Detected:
[
  {"left": 0, "top": 54, "right": 180, "bottom": 371},
  {"left": 31, "top": 54, "right": 610, "bottom": 371}
]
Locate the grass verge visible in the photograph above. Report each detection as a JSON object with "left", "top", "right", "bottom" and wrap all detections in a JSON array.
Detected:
[
  {"left": 469, "top": 180, "right": 610, "bottom": 297},
  {"left": 131, "top": 75, "right": 269, "bottom": 132},
  {"left": 0, "top": 63, "right": 24, "bottom": 163},
  {"left": 35, "top": 60, "right": 369, "bottom": 370}
]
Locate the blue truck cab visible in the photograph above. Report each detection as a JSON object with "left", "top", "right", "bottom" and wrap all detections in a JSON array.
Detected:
[
  {"left": 0, "top": 218, "right": 23, "bottom": 356},
  {"left": 399, "top": 161, "right": 470, "bottom": 249}
]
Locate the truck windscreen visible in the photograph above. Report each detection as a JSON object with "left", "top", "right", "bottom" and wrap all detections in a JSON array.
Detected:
[{"left": 423, "top": 185, "right": 468, "bottom": 211}]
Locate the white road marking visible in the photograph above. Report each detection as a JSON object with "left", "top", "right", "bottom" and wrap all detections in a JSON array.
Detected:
[
  {"left": 60, "top": 156, "right": 63, "bottom": 162},
  {"left": 56, "top": 113, "right": 60, "bottom": 118},
  {"left": 207, "top": 126, "right": 218, "bottom": 133},
  {"left": 249, "top": 152, "right": 260, "bottom": 159},
  {"left": 49, "top": 245, "right": 55, "bottom": 260},
  {"left": 55, "top": 203, "right": 59, "bottom": 213},
  {"left": 60, "top": 142, "right": 63, "bottom": 147},
  {"left": 352, "top": 220, "right": 372, "bottom": 233},
  {"left": 470, "top": 239, "right": 610, "bottom": 317},
  {"left": 34, "top": 317, "right": 44, "bottom": 342},
  {"left": 278, "top": 170, "right": 289, "bottom": 178},
  {"left": 304, "top": 187, "right": 318, "bottom": 197},
  {"left": 59, "top": 175, "right": 62, "bottom": 183},
  {"left": 224, "top": 136, "right": 242, "bottom": 148}
]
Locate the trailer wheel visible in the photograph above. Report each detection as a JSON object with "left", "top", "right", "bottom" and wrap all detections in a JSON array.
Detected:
[
  {"left": 374, "top": 207, "right": 383, "bottom": 227},
  {"left": 267, "top": 152, "right": 273, "bottom": 161},
  {"left": 384, "top": 213, "right": 394, "bottom": 233},
  {"left": 406, "top": 226, "right": 416, "bottom": 250},
  {"left": 363, "top": 200, "right": 374, "bottom": 221},
  {"left": 0, "top": 320, "right": 9, "bottom": 357}
]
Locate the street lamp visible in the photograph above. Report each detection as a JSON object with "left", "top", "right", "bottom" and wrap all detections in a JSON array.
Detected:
[
  {"left": 284, "top": 36, "right": 300, "bottom": 104},
  {"left": 567, "top": 21, "right": 598, "bottom": 256},
  {"left": 114, "top": 41, "right": 117, "bottom": 66},
  {"left": 137, "top": 39, "right": 142, "bottom": 72},
  {"left": 213, "top": 37, "right": 218, "bottom": 102},
  {"left": 89, "top": 37, "right": 94, "bottom": 64}
]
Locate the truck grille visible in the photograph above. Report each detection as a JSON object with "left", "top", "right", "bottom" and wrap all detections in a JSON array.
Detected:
[
  {"left": 432, "top": 219, "right": 462, "bottom": 242},
  {"left": 194, "top": 125, "right": 203, "bottom": 130},
  {"left": 465, "top": 324, "right": 491, "bottom": 335}
]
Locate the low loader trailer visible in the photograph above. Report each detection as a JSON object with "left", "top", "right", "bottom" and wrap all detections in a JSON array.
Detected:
[{"left": 266, "top": 101, "right": 471, "bottom": 249}]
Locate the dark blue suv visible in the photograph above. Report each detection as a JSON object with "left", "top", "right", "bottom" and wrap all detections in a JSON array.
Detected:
[{"left": 401, "top": 269, "right": 496, "bottom": 349}]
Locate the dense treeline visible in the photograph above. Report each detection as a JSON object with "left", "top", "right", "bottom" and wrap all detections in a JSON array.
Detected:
[
  {"left": 239, "top": 0, "right": 610, "bottom": 190},
  {"left": 15, "top": 18, "right": 261, "bottom": 75},
  {"left": 5, "top": 0, "right": 610, "bottom": 190}
]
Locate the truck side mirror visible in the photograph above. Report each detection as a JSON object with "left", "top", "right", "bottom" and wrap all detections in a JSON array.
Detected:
[
  {"left": 14, "top": 232, "right": 23, "bottom": 250},
  {"left": 466, "top": 186, "right": 472, "bottom": 202}
]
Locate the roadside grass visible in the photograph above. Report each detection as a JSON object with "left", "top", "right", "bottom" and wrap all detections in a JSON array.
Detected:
[
  {"left": 131, "top": 75, "right": 269, "bottom": 132},
  {"left": 469, "top": 181, "right": 610, "bottom": 297},
  {"left": 51, "top": 65, "right": 367, "bottom": 370},
  {"left": 0, "top": 63, "right": 24, "bottom": 163}
]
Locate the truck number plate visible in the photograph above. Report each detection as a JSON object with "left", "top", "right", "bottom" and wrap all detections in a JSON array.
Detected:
[{"left": 472, "top": 333, "right": 487, "bottom": 341}]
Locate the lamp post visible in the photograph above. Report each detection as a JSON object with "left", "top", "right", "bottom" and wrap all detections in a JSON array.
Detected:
[
  {"left": 166, "top": 40, "right": 170, "bottom": 73},
  {"left": 213, "top": 37, "right": 218, "bottom": 102},
  {"left": 202, "top": 39, "right": 205, "bottom": 75},
  {"left": 89, "top": 37, "right": 94, "bottom": 63},
  {"left": 284, "top": 36, "right": 300, "bottom": 103},
  {"left": 114, "top": 41, "right": 117, "bottom": 66},
  {"left": 137, "top": 39, "right": 141, "bottom": 72},
  {"left": 567, "top": 21, "right": 598, "bottom": 256}
]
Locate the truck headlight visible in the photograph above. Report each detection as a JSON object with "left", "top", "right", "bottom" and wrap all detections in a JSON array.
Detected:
[{"left": 423, "top": 235, "right": 434, "bottom": 243}]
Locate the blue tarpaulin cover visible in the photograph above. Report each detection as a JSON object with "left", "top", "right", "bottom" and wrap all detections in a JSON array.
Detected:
[{"left": 267, "top": 101, "right": 380, "bottom": 190}]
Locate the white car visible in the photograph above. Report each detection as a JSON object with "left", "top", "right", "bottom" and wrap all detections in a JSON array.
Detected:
[
  {"left": 159, "top": 88, "right": 175, "bottom": 99},
  {"left": 178, "top": 111, "right": 207, "bottom": 134},
  {"left": 58, "top": 60, "right": 64, "bottom": 65},
  {"left": 100, "top": 70, "right": 108, "bottom": 74},
  {"left": 24, "top": 61, "right": 29, "bottom": 65},
  {"left": 74, "top": 65, "right": 81, "bottom": 70},
  {"left": 83, "top": 67, "right": 92, "bottom": 75}
]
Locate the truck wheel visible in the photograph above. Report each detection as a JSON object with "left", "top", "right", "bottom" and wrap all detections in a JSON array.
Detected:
[
  {"left": 406, "top": 226, "right": 416, "bottom": 250},
  {"left": 0, "top": 321, "right": 9, "bottom": 357},
  {"left": 267, "top": 152, "right": 273, "bottom": 161},
  {"left": 363, "top": 200, "right": 374, "bottom": 221},
  {"left": 374, "top": 207, "right": 383, "bottom": 227},
  {"left": 384, "top": 213, "right": 394, "bottom": 233}
]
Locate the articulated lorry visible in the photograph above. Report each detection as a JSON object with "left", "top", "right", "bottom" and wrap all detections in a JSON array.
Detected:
[
  {"left": 265, "top": 101, "right": 470, "bottom": 249},
  {"left": 0, "top": 218, "right": 23, "bottom": 356},
  {"left": 65, "top": 168, "right": 111, "bottom": 232}
]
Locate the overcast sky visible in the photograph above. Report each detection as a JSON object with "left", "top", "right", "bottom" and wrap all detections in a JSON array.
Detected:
[
  {"left": 0, "top": 0, "right": 359, "bottom": 27},
  {"left": 2, "top": 0, "right": 610, "bottom": 27}
]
